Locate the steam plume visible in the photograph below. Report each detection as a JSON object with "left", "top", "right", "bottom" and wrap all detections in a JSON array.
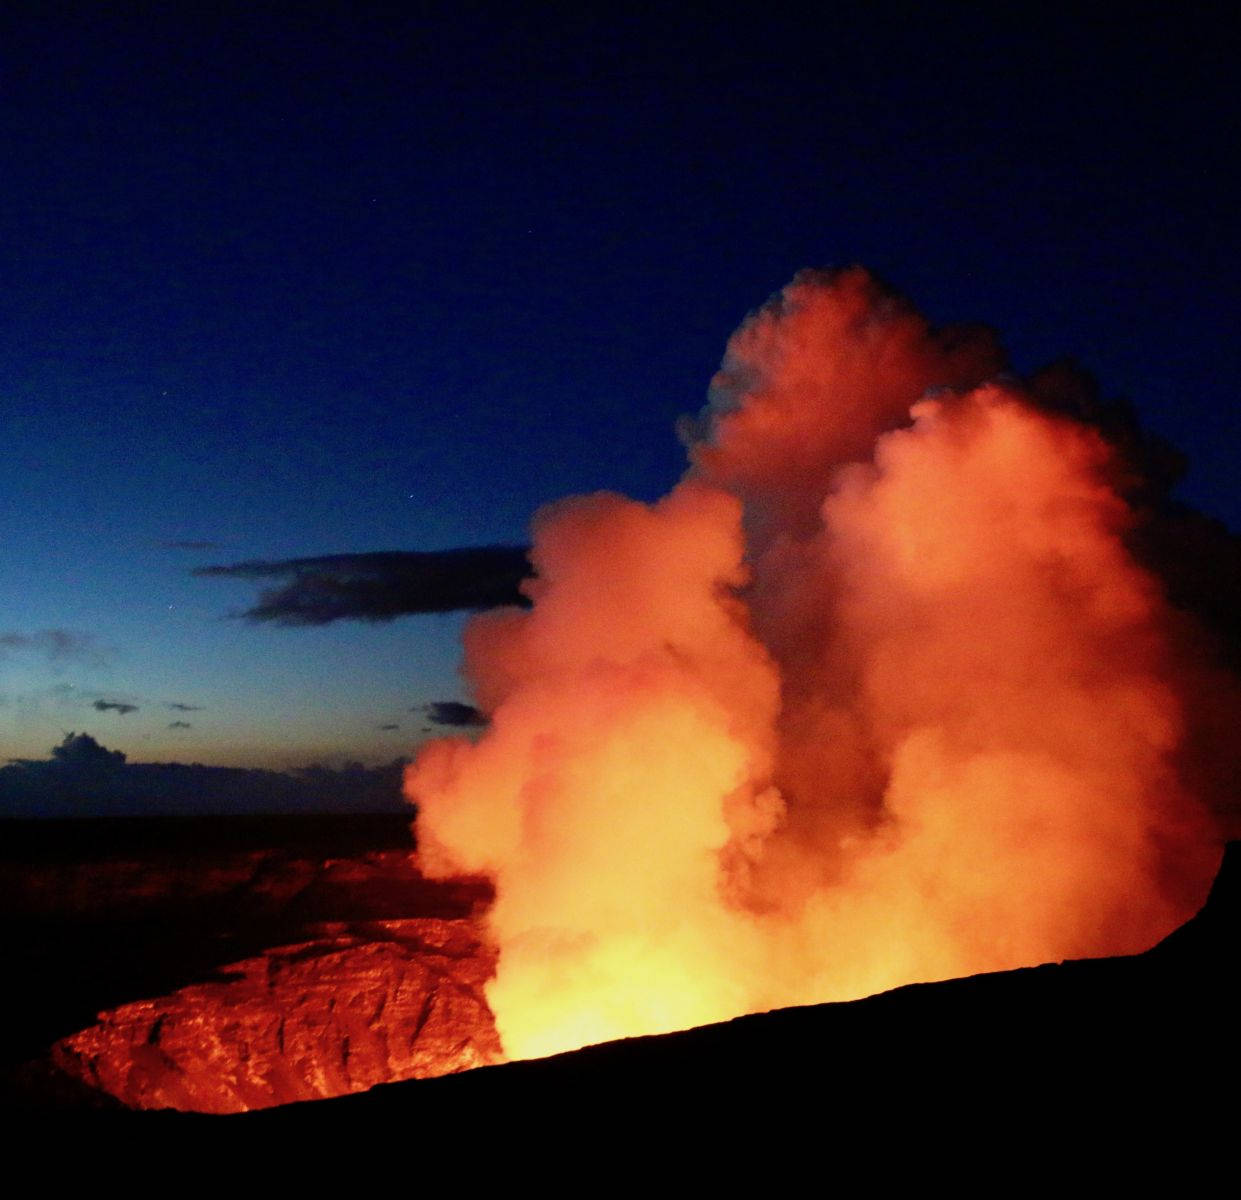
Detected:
[{"left": 406, "top": 268, "right": 1228, "bottom": 1061}]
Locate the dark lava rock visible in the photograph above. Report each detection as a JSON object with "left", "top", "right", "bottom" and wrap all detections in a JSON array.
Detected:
[{"left": 8, "top": 818, "right": 1238, "bottom": 1157}]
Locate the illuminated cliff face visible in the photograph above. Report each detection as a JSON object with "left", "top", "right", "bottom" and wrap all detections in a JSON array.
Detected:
[
  {"left": 51, "top": 920, "right": 500, "bottom": 1113},
  {"left": 407, "top": 269, "right": 1225, "bottom": 1062}
]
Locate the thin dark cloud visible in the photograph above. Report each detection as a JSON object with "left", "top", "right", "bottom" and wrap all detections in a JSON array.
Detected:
[
  {"left": 421, "top": 700, "right": 488, "bottom": 728},
  {"left": 93, "top": 699, "right": 138, "bottom": 715},
  {"left": 376, "top": 722, "right": 400, "bottom": 731},
  {"left": 166, "top": 701, "right": 204, "bottom": 712},
  {"left": 168, "top": 720, "right": 192, "bottom": 729},
  {"left": 0, "top": 629, "right": 105, "bottom": 664},
  {"left": 196, "top": 547, "right": 532, "bottom": 625},
  {"left": 161, "top": 539, "right": 223, "bottom": 550}
]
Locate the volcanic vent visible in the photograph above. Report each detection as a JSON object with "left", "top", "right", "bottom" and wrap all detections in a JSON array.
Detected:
[{"left": 31, "top": 268, "right": 1239, "bottom": 1113}]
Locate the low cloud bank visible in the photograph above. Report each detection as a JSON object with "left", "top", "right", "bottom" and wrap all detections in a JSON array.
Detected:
[{"left": 1, "top": 733, "right": 412, "bottom": 817}]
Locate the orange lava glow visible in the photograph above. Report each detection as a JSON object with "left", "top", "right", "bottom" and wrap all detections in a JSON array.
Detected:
[{"left": 405, "top": 268, "right": 1224, "bottom": 1062}]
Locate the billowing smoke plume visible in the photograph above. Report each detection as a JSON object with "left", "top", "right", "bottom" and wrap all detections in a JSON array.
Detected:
[{"left": 406, "top": 268, "right": 1229, "bottom": 1061}]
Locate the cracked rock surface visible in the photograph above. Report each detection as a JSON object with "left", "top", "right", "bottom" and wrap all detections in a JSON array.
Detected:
[
  {"left": 50, "top": 919, "right": 501, "bottom": 1113},
  {"left": 3, "top": 816, "right": 501, "bottom": 1112}
]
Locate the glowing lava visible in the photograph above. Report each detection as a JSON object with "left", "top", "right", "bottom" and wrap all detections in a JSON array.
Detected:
[{"left": 405, "top": 268, "right": 1224, "bottom": 1062}]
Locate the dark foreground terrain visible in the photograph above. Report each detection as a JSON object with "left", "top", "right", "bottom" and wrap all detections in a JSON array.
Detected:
[
  {"left": 3, "top": 815, "right": 1236, "bottom": 1163},
  {"left": 236, "top": 842, "right": 1240, "bottom": 1142}
]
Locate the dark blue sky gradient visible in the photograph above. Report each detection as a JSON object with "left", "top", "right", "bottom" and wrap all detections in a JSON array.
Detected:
[{"left": 2, "top": 5, "right": 1237, "bottom": 769}]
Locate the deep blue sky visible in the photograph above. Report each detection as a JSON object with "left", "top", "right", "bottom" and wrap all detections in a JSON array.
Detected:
[{"left": 2, "top": 5, "right": 1237, "bottom": 769}]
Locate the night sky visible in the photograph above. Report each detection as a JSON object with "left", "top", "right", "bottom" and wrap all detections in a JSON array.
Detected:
[{"left": 2, "top": 5, "right": 1237, "bottom": 777}]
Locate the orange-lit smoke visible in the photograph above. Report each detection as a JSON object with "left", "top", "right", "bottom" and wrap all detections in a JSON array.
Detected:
[{"left": 405, "top": 268, "right": 1223, "bottom": 1061}]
